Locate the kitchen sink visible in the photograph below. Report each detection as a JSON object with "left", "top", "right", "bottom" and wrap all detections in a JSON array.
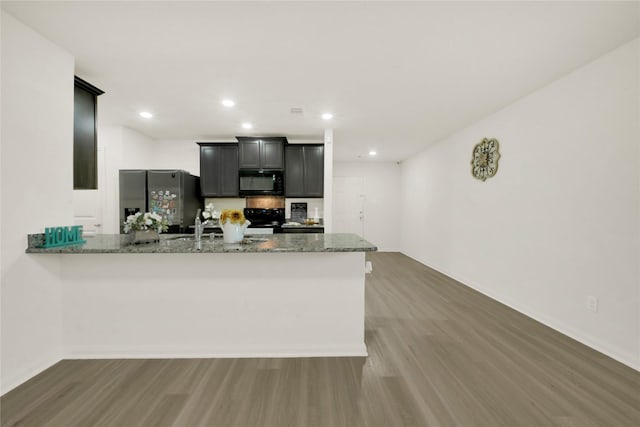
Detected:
[
  {"left": 165, "top": 235, "right": 195, "bottom": 241},
  {"left": 242, "top": 237, "right": 269, "bottom": 243}
]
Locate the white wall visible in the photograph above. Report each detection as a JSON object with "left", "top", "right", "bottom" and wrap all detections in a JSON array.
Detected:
[
  {"left": 98, "top": 126, "right": 123, "bottom": 233},
  {"left": 149, "top": 139, "right": 199, "bottom": 174},
  {"left": 401, "top": 39, "right": 640, "bottom": 369},
  {"left": 323, "top": 129, "right": 334, "bottom": 232},
  {"left": 334, "top": 162, "right": 402, "bottom": 251},
  {"left": 121, "top": 127, "right": 155, "bottom": 169},
  {"left": 1, "top": 12, "right": 75, "bottom": 393}
]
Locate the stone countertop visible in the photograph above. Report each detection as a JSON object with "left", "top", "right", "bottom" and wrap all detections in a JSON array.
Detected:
[{"left": 26, "top": 233, "right": 377, "bottom": 254}]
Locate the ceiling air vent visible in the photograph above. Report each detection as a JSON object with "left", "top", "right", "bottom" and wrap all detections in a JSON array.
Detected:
[{"left": 290, "top": 107, "right": 304, "bottom": 114}]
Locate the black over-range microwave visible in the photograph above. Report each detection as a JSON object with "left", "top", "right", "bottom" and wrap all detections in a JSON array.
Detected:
[{"left": 239, "top": 170, "right": 284, "bottom": 196}]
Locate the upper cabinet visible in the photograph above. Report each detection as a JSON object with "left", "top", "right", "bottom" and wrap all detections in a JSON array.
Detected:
[
  {"left": 197, "top": 138, "right": 323, "bottom": 198},
  {"left": 73, "top": 76, "right": 104, "bottom": 189},
  {"left": 198, "top": 143, "right": 239, "bottom": 197},
  {"left": 237, "top": 137, "right": 286, "bottom": 170},
  {"left": 285, "top": 144, "right": 324, "bottom": 198}
]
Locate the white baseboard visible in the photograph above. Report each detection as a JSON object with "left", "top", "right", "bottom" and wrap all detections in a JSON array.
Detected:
[
  {"left": 376, "top": 248, "right": 401, "bottom": 253},
  {"left": 63, "top": 343, "right": 368, "bottom": 359},
  {"left": 402, "top": 253, "right": 640, "bottom": 372},
  {"left": 1, "top": 353, "right": 62, "bottom": 396}
]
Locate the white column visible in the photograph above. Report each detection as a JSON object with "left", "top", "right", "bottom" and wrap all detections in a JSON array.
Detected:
[{"left": 323, "top": 128, "right": 334, "bottom": 233}]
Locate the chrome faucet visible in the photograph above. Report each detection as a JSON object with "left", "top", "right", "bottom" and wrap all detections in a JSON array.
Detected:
[{"left": 195, "top": 209, "right": 203, "bottom": 242}]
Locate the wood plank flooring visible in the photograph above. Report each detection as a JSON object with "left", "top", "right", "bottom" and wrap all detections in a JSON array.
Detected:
[{"left": 2, "top": 252, "right": 639, "bottom": 426}]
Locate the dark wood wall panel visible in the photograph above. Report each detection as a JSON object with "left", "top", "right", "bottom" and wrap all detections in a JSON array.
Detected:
[
  {"left": 73, "top": 76, "right": 103, "bottom": 190},
  {"left": 73, "top": 86, "right": 97, "bottom": 189}
]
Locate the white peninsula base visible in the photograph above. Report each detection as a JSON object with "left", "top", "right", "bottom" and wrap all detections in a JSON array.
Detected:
[{"left": 60, "top": 252, "right": 367, "bottom": 359}]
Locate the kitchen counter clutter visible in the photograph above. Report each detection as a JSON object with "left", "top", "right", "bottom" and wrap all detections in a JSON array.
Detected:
[{"left": 26, "top": 233, "right": 374, "bottom": 254}]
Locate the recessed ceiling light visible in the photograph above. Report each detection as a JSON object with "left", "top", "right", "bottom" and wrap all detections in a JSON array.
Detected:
[
  {"left": 369, "top": 150, "right": 377, "bottom": 156},
  {"left": 139, "top": 111, "right": 153, "bottom": 119},
  {"left": 222, "top": 99, "right": 235, "bottom": 107},
  {"left": 322, "top": 113, "right": 333, "bottom": 120},
  {"left": 242, "top": 122, "right": 253, "bottom": 129}
]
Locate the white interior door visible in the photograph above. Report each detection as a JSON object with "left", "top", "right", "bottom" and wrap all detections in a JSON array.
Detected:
[
  {"left": 333, "top": 176, "right": 365, "bottom": 237},
  {"left": 73, "top": 147, "right": 105, "bottom": 236}
]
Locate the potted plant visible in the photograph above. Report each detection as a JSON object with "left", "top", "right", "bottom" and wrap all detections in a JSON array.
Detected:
[
  {"left": 219, "top": 209, "right": 250, "bottom": 243},
  {"left": 201, "top": 202, "right": 219, "bottom": 225},
  {"left": 123, "top": 212, "right": 169, "bottom": 244}
]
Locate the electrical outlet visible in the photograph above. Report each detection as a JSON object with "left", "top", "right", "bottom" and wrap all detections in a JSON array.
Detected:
[{"left": 587, "top": 296, "right": 599, "bottom": 312}]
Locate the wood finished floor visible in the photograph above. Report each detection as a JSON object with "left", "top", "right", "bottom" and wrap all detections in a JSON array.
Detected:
[{"left": 2, "top": 252, "right": 639, "bottom": 426}]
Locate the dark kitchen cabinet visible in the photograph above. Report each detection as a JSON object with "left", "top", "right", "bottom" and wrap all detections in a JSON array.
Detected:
[
  {"left": 237, "top": 137, "right": 286, "bottom": 170},
  {"left": 238, "top": 140, "right": 260, "bottom": 169},
  {"left": 285, "top": 144, "right": 324, "bottom": 198},
  {"left": 198, "top": 143, "right": 239, "bottom": 197},
  {"left": 281, "top": 226, "right": 325, "bottom": 234},
  {"left": 74, "top": 76, "right": 104, "bottom": 189}
]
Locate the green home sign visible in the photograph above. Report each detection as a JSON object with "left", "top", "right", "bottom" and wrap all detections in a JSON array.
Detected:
[{"left": 43, "top": 225, "right": 86, "bottom": 248}]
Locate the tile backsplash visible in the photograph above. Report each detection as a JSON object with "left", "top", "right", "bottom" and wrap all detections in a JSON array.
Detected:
[
  {"left": 245, "top": 196, "right": 285, "bottom": 208},
  {"left": 203, "top": 198, "right": 245, "bottom": 212}
]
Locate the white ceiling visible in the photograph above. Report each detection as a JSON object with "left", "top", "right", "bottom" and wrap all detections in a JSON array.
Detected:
[{"left": 2, "top": 1, "right": 639, "bottom": 161}]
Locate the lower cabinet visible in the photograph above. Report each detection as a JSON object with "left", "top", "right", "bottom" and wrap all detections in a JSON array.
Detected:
[
  {"left": 285, "top": 144, "right": 324, "bottom": 198},
  {"left": 281, "top": 227, "right": 324, "bottom": 234},
  {"left": 198, "top": 143, "right": 239, "bottom": 197}
]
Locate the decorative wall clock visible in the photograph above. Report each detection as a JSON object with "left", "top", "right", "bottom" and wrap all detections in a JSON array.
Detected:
[{"left": 471, "top": 138, "right": 500, "bottom": 181}]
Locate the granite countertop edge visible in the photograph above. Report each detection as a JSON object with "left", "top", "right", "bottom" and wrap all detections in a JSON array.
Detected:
[{"left": 26, "top": 233, "right": 377, "bottom": 254}]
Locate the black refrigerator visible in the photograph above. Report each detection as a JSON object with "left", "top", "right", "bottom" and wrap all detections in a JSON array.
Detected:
[{"left": 119, "top": 169, "right": 202, "bottom": 233}]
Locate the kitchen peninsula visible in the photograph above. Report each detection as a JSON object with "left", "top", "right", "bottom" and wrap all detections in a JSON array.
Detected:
[{"left": 26, "top": 233, "right": 376, "bottom": 359}]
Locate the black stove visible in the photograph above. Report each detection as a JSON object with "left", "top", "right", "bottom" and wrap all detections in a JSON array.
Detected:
[{"left": 244, "top": 208, "right": 285, "bottom": 230}]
